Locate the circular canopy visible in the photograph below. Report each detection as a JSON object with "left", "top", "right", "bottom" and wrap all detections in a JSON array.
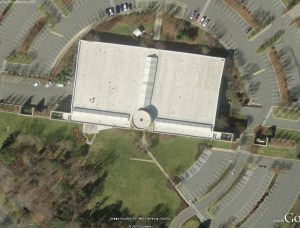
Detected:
[{"left": 132, "top": 110, "right": 152, "bottom": 129}]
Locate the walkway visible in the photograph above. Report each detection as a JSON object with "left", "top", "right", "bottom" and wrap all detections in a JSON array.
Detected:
[{"left": 153, "top": 3, "right": 164, "bottom": 40}]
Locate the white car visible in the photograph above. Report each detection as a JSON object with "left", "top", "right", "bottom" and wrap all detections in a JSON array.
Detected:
[
  {"left": 45, "top": 81, "right": 53, "bottom": 88},
  {"left": 33, "top": 81, "right": 40, "bottom": 87},
  {"left": 203, "top": 19, "right": 210, "bottom": 27},
  {"left": 56, "top": 83, "right": 64, "bottom": 88},
  {"left": 200, "top": 16, "right": 206, "bottom": 23}
]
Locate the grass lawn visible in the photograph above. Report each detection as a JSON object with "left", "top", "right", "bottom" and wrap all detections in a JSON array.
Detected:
[
  {"left": 0, "top": 113, "right": 181, "bottom": 222},
  {"left": 151, "top": 135, "right": 232, "bottom": 177},
  {"left": 89, "top": 129, "right": 180, "bottom": 219},
  {"left": 0, "top": 112, "right": 79, "bottom": 146},
  {"left": 182, "top": 216, "right": 200, "bottom": 228},
  {"left": 257, "top": 128, "right": 300, "bottom": 159},
  {"left": 273, "top": 106, "right": 300, "bottom": 120}
]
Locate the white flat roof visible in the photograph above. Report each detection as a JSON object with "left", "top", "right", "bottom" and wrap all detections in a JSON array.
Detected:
[{"left": 71, "top": 41, "right": 224, "bottom": 136}]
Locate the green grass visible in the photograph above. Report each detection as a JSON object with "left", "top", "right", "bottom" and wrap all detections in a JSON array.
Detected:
[
  {"left": 0, "top": 112, "right": 79, "bottom": 146},
  {"left": 52, "top": 0, "right": 69, "bottom": 16},
  {"left": 151, "top": 135, "right": 232, "bottom": 177},
  {"left": 282, "top": 0, "right": 300, "bottom": 9},
  {"left": 257, "top": 128, "right": 300, "bottom": 159},
  {"left": 182, "top": 216, "right": 200, "bottom": 228},
  {"left": 273, "top": 106, "right": 300, "bottom": 120},
  {"left": 89, "top": 129, "right": 180, "bottom": 218},
  {"left": 5, "top": 54, "right": 32, "bottom": 64},
  {"left": 0, "top": 113, "right": 181, "bottom": 221}
]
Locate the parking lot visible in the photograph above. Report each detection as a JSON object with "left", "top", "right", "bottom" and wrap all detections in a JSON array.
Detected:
[
  {"left": 0, "top": 75, "right": 71, "bottom": 109},
  {"left": 174, "top": 149, "right": 300, "bottom": 227},
  {"left": 177, "top": 150, "right": 233, "bottom": 202}
]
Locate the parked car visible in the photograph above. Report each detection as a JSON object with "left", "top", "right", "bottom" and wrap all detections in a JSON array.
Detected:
[
  {"left": 200, "top": 16, "right": 206, "bottom": 23},
  {"left": 128, "top": 2, "right": 132, "bottom": 10},
  {"left": 56, "top": 83, "right": 64, "bottom": 88},
  {"left": 105, "top": 7, "right": 114, "bottom": 16},
  {"left": 33, "top": 81, "right": 40, "bottom": 87},
  {"left": 246, "top": 27, "right": 252, "bottom": 34},
  {"left": 194, "top": 13, "right": 200, "bottom": 21},
  {"left": 203, "top": 19, "right": 210, "bottom": 27},
  {"left": 45, "top": 81, "right": 53, "bottom": 88},
  {"left": 123, "top": 3, "right": 128, "bottom": 11},
  {"left": 116, "top": 5, "right": 121, "bottom": 13},
  {"left": 189, "top": 10, "right": 197, "bottom": 20},
  {"left": 120, "top": 3, "right": 124, "bottom": 12},
  {"left": 125, "top": 3, "right": 129, "bottom": 10}
]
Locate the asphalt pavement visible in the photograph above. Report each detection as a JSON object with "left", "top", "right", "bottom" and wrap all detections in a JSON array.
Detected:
[
  {"left": 171, "top": 149, "right": 300, "bottom": 227},
  {"left": 0, "top": 75, "right": 71, "bottom": 108}
]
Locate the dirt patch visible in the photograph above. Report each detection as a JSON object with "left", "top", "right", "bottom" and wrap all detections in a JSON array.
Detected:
[
  {"left": 95, "top": 11, "right": 156, "bottom": 35},
  {"left": 18, "top": 17, "right": 47, "bottom": 55},
  {"left": 269, "top": 139, "right": 296, "bottom": 149},
  {"left": 0, "top": 104, "right": 20, "bottom": 113},
  {"left": 72, "top": 127, "right": 86, "bottom": 144},
  {"left": 33, "top": 109, "right": 51, "bottom": 118},
  {"left": 267, "top": 47, "right": 289, "bottom": 104},
  {"left": 224, "top": 0, "right": 257, "bottom": 28},
  {"left": 160, "top": 134, "right": 174, "bottom": 142}
]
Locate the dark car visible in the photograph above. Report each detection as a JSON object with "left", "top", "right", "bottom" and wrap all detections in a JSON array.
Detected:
[
  {"left": 128, "top": 2, "right": 133, "bottom": 9},
  {"left": 115, "top": 5, "right": 121, "bottom": 13},
  {"left": 125, "top": 2, "right": 129, "bottom": 10},
  {"left": 120, "top": 3, "right": 124, "bottom": 12},
  {"left": 246, "top": 27, "right": 252, "bottom": 33}
]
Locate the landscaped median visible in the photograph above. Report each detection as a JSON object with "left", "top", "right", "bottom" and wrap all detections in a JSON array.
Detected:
[
  {"left": 5, "top": 54, "right": 32, "bottom": 64},
  {"left": 52, "top": 0, "right": 72, "bottom": 17},
  {"left": 37, "top": 3, "right": 57, "bottom": 28},
  {"left": 224, "top": 0, "right": 274, "bottom": 39},
  {"left": 0, "top": 0, "right": 16, "bottom": 23},
  {"left": 256, "top": 128, "right": 300, "bottom": 159},
  {"left": 273, "top": 106, "right": 300, "bottom": 120},
  {"left": 267, "top": 45, "right": 289, "bottom": 104}
]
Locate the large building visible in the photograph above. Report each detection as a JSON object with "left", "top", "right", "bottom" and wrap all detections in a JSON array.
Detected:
[{"left": 71, "top": 40, "right": 225, "bottom": 138}]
